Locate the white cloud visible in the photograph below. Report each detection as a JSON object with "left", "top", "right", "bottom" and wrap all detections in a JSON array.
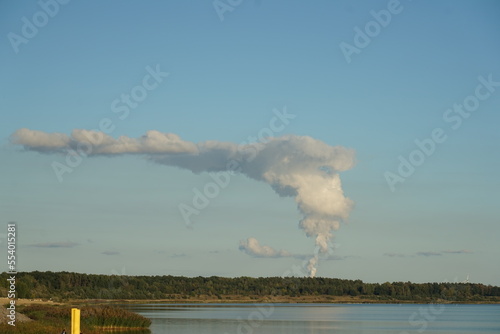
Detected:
[
  {"left": 11, "top": 128, "right": 198, "bottom": 155},
  {"left": 12, "top": 128, "right": 356, "bottom": 276},
  {"left": 239, "top": 237, "right": 291, "bottom": 258}
]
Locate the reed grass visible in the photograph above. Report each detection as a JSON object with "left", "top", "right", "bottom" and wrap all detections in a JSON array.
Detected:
[{"left": 1, "top": 304, "right": 151, "bottom": 334}]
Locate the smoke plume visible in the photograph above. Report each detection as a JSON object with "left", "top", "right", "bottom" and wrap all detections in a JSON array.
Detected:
[{"left": 11, "top": 128, "right": 355, "bottom": 276}]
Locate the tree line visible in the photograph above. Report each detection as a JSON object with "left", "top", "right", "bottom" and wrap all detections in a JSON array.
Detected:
[{"left": 1, "top": 271, "right": 499, "bottom": 302}]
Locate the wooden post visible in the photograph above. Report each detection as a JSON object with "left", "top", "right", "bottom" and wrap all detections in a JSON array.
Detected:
[{"left": 71, "top": 308, "right": 80, "bottom": 334}]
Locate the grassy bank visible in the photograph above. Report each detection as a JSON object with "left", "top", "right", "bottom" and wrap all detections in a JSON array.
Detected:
[{"left": 0, "top": 304, "right": 151, "bottom": 334}]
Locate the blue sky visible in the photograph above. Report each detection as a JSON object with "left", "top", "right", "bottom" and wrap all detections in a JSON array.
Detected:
[{"left": 1, "top": 0, "right": 499, "bottom": 285}]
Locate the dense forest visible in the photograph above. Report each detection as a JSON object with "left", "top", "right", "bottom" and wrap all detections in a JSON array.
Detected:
[{"left": 2, "top": 271, "right": 499, "bottom": 302}]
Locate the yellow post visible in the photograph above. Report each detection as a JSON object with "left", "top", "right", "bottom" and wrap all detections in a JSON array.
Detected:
[{"left": 71, "top": 308, "right": 80, "bottom": 334}]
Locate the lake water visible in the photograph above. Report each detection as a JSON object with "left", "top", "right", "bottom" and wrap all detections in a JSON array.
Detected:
[{"left": 126, "top": 303, "right": 500, "bottom": 334}]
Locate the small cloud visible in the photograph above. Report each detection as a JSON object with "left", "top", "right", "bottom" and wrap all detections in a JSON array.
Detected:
[
  {"left": 290, "top": 253, "right": 352, "bottom": 261},
  {"left": 324, "top": 255, "right": 353, "bottom": 261},
  {"left": 30, "top": 242, "right": 79, "bottom": 248},
  {"left": 384, "top": 252, "right": 407, "bottom": 258},
  {"left": 442, "top": 249, "right": 473, "bottom": 254},
  {"left": 416, "top": 251, "right": 442, "bottom": 257},
  {"left": 239, "top": 237, "right": 291, "bottom": 258},
  {"left": 101, "top": 251, "right": 120, "bottom": 255},
  {"left": 170, "top": 253, "right": 187, "bottom": 258},
  {"left": 413, "top": 250, "right": 473, "bottom": 257}
]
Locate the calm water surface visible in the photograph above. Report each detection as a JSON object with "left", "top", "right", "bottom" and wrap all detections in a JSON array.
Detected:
[{"left": 126, "top": 303, "right": 500, "bottom": 334}]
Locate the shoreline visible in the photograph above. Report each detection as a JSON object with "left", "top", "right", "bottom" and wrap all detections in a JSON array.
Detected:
[
  {"left": 3, "top": 296, "right": 499, "bottom": 307},
  {"left": 0, "top": 297, "right": 62, "bottom": 306},
  {"left": 71, "top": 295, "right": 500, "bottom": 305}
]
